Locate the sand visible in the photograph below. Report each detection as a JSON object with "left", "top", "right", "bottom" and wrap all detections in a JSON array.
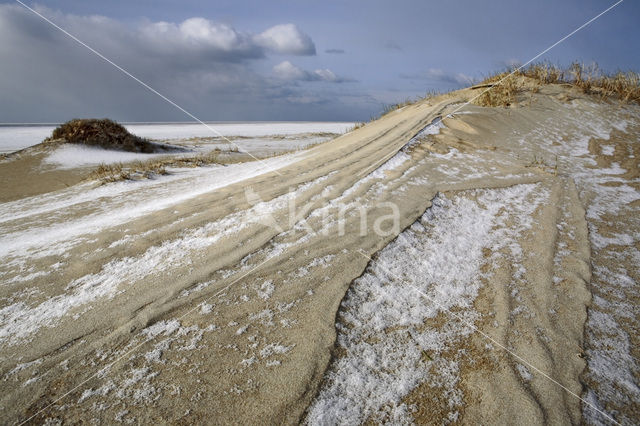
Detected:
[{"left": 0, "top": 81, "right": 638, "bottom": 424}]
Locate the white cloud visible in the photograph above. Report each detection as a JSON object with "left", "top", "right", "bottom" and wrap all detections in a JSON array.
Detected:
[
  {"left": 273, "top": 61, "right": 353, "bottom": 83},
  {"left": 2, "top": 5, "right": 314, "bottom": 64},
  {"left": 139, "top": 18, "right": 257, "bottom": 55},
  {"left": 254, "top": 24, "right": 316, "bottom": 55},
  {"left": 273, "top": 61, "right": 308, "bottom": 80},
  {"left": 0, "top": 4, "right": 369, "bottom": 122},
  {"left": 137, "top": 20, "right": 317, "bottom": 58},
  {"left": 313, "top": 69, "right": 339, "bottom": 82}
]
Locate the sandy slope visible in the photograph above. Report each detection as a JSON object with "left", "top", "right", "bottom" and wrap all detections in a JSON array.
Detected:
[
  {"left": 0, "top": 124, "right": 345, "bottom": 202},
  {"left": 0, "top": 82, "right": 638, "bottom": 425}
]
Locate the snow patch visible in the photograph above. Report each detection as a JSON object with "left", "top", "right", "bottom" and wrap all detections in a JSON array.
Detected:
[{"left": 307, "top": 183, "right": 548, "bottom": 424}]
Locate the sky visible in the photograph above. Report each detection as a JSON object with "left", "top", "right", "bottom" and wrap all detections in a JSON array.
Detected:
[{"left": 0, "top": 0, "right": 638, "bottom": 122}]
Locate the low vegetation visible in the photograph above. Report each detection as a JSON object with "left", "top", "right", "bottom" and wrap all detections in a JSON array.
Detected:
[
  {"left": 86, "top": 146, "right": 310, "bottom": 183},
  {"left": 45, "top": 118, "right": 164, "bottom": 153},
  {"left": 79, "top": 63, "right": 639, "bottom": 182},
  {"left": 381, "top": 98, "right": 416, "bottom": 116},
  {"left": 473, "top": 73, "right": 522, "bottom": 107},
  {"left": 473, "top": 62, "right": 640, "bottom": 107},
  {"left": 40, "top": 118, "right": 242, "bottom": 183},
  {"left": 349, "top": 94, "right": 439, "bottom": 132},
  {"left": 88, "top": 163, "right": 165, "bottom": 183},
  {"left": 87, "top": 151, "right": 226, "bottom": 183},
  {"left": 350, "top": 62, "right": 639, "bottom": 123}
]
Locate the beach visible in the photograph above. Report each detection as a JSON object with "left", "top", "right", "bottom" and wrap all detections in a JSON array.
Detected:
[{"left": 1, "top": 81, "right": 638, "bottom": 424}]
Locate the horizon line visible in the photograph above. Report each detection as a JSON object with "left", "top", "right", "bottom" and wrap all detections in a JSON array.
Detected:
[{"left": 0, "top": 120, "right": 355, "bottom": 126}]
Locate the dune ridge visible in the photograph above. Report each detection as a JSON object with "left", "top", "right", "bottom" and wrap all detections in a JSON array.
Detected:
[{"left": 0, "top": 79, "right": 638, "bottom": 424}]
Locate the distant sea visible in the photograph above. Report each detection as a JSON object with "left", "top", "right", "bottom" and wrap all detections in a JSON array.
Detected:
[{"left": 0, "top": 122, "right": 353, "bottom": 154}]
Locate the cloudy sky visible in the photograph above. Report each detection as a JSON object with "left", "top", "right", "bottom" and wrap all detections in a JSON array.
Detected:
[{"left": 1, "top": 0, "right": 638, "bottom": 122}]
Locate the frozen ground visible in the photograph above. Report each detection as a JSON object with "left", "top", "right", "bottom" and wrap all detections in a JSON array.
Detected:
[
  {"left": 0, "top": 125, "right": 55, "bottom": 153},
  {"left": 0, "top": 151, "right": 308, "bottom": 272},
  {"left": 126, "top": 122, "right": 354, "bottom": 140},
  {"left": 308, "top": 184, "right": 549, "bottom": 424},
  {"left": 1, "top": 88, "right": 638, "bottom": 425},
  {"left": 0, "top": 122, "right": 353, "bottom": 154},
  {"left": 43, "top": 144, "right": 177, "bottom": 168},
  {"left": 513, "top": 101, "right": 640, "bottom": 425}
]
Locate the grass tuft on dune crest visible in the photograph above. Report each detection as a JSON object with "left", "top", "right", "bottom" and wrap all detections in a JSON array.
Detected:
[{"left": 474, "top": 62, "right": 640, "bottom": 107}]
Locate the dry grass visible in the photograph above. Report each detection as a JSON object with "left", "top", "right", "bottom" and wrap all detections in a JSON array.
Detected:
[
  {"left": 45, "top": 118, "right": 165, "bottom": 153},
  {"left": 474, "top": 72, "right": 521, "bottom": 107},
  {"left": 350, "top": 90, "right": 444, "bottom": 126},
  {"left": 86, "top": 144, "right": 313, "bottom": 184},
  {"left": 87, "top": 134, "right": 346, "bottom": 184},
  {"left": 520, "top": 63, "right": 565, "bottom": 84},
  {"left": 562, "top": 63, "right": 640, "bottom": 103},
  {"left": 381, "top": 98, "right": 415, "bottom": 116},
  {"left": 88, "top": 162, "right": 168, "bottom": 183},
  {"left": 474, "top": 62, "right": 640, "bottom": 107},
  {"left": 87, "top": 151, "right": 224, "bottom": 183}
]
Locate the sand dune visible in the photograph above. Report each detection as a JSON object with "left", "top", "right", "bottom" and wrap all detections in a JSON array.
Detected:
[{"left": 0, "top": 81, "right": 638, "bottom": 424}]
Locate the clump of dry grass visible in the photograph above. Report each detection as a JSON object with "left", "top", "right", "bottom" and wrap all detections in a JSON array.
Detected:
[
  {"left": 565, "top": 63, "right": 640, "bottom": 103},
  {"left": 475, "top": 62, "right": 640, "bottom": 107},
  {"left": 520, "top": 63, "right": 565, "bottom": 84},
  {"left": 170, "top": 151, "right": 221, "bottom": 167},
  {"left": 87, "top": 151, "right": 224, "bottom": 183},
  {"left": 45, "top": 118, "right": 164, "bottom": 153},
  {"left": 473, "top": 72, "right": 521, "bottom": 107},
  {"left": 89, "top": 163, "right": 128, "bottom": 183},
  {"left": 88, "top": 161, "right": 169, "bottom": 182},
  {"left": 86, "top": 140, "right": 332, "bottom": 184}
]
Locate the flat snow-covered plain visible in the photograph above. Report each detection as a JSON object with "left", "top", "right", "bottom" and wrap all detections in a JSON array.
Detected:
[
  {"left": 0, "top": 122, "right": 353, "bottom": 154},
  {"left": 0, "top": 126, "right": 55, "bottom": 153}
]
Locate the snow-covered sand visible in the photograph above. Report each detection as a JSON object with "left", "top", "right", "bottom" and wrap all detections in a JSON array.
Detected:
[
  {"left": 0, "top": 122, "right": 353, "bottom": 154},
  {"left": 1, "top": 84, "right": 638, "bottom": 425},
  {"left": 42, "top": 144, "right": 175, "bottom": 168},
  {"left": 125, "top": 122, "right": 353, "bottom": 140}
]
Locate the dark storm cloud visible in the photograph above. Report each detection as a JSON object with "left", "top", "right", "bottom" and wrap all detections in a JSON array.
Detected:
[
  {"left": 0, "top": 4, "right": 353, "bottom": 122},
  {"left": 2, "top": 0, "right": 638, "bottom": 122}
]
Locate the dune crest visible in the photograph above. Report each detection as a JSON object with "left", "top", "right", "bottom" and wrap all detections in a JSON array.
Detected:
[{"left": 0, "top": 80, "right": 638, "bottom": 424}]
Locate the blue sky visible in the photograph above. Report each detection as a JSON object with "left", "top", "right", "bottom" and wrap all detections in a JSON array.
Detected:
[{"left": 0, "top": 0, "right": 638, "bottom": 122}]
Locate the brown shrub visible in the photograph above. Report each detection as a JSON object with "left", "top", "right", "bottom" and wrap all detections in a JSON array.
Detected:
[
  {"left": 474, "top": 73, "right": 521, "bottom": 107},
  {"left": 46, "top": 118, "right": 158, "bottom": 153}
]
